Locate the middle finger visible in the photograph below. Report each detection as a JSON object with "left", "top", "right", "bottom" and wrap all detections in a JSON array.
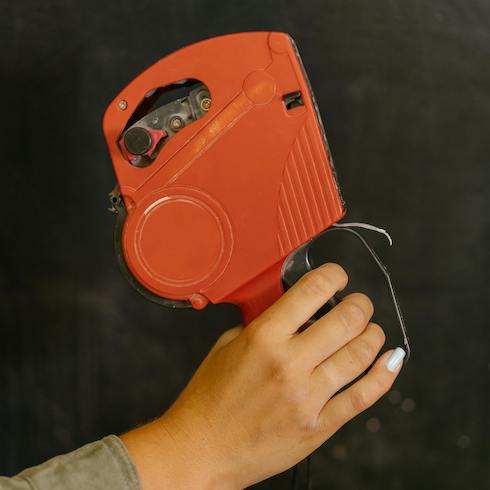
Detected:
[{"left": 292, "top": 293, "right": 374, "bottom": 368}]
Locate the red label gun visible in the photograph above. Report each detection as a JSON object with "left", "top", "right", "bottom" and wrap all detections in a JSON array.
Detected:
[{"left": 103, "top": 32, "right": 410, "bottom": 356}]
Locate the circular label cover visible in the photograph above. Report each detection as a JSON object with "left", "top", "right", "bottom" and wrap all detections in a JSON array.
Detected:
[{"left": 124, "top": 186, "right": 234, "bottom": 297}]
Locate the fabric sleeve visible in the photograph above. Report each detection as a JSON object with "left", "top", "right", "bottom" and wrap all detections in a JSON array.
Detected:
[{"left": 0, "top": 435, "right": 141, "bottom": 490}]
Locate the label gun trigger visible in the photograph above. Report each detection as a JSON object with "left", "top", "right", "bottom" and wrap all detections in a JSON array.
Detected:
[{"left": 283, "top": 223, "right": 410, "bottom": 363}]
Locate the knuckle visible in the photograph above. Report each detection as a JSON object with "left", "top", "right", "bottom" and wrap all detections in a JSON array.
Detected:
[
  {"left": 270, "top": 358, "right": 295, "bottom": 385},
  {"left": 297, "top": 416, "right": 320, "bottom": 436},
  {"left": 284, "top": 393, "right": 317, "bottom": 434},
  {"left": 301, "top": 269, "right": 335, "bottom": 297},
  {"left": 348, "top": 293, "right": 374, "bottom": 317},
  {"left": 374, "top": 374, "right": 393, "bottom": 394},
  {"left": 320, "top": 263, "right": 348, "bottom": 284},
  {"left": 369, "top": 322, "right": 386, "bottom": 345},
  {"left": 319, "top": 363, "right": 338, "bottom": 391},
  {"left": 351, "top": 388, "right": 373, "bottom": 412},
  {"left": 337, "top": 301, "right": 366, "bottom": 331},
  {"left": 346, "top": 337, "right": 376, "bottom": 368}
]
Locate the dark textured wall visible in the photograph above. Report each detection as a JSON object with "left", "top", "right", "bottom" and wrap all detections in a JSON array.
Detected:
[{"left": 1, "top": 1, "right": 489, "bottom": 488}]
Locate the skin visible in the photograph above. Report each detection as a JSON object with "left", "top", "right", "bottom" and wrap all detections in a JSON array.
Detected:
[{"left": 121, "top": 263, "right": 403, "bottom": 489}]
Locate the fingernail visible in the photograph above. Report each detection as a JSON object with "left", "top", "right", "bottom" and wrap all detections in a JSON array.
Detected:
[{"left": 386, "top": 347, "right": 406, "bottom": 372}]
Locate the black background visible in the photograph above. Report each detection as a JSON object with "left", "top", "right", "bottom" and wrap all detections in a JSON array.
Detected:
[{"left": 1, "top": 1, "right": 489, "bottom": 489}]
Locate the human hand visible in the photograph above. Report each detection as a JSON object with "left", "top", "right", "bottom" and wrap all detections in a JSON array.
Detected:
[{"left": 121, "top": 263, "right": 405, "bottom": 489}]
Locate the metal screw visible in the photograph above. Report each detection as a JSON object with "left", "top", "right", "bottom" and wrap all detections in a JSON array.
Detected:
[
  {"left": 170, "top": 116, "right": 184, "bottom": 131},
  {"left": 200, "top": 97, "right": 211, "bottom": 111},
  {"left": 118, "top": 100, "right": 128, "bottom": 111}
]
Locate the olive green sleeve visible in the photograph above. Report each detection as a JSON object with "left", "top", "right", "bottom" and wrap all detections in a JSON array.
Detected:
[{"left": 0, "top": 435, "right": 141, "bottom": 490}]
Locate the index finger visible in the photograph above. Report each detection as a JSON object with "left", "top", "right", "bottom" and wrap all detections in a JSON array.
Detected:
[{"left": 253, "top": 263, "right": 348, "bottom": 336}]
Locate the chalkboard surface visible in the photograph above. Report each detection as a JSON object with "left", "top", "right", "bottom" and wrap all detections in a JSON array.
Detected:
[{"left": 1, "top": 1, "right": 489, "bottom": 488}]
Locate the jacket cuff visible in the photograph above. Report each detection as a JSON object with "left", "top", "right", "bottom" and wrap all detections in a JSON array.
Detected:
[{"left": 17, "top": 435, "right": 140, "bottom": 490}]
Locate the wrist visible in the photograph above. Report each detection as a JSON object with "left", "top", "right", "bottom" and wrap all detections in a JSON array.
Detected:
[{"left": 121, "top": 414, "right": 240, "bottom": 490}]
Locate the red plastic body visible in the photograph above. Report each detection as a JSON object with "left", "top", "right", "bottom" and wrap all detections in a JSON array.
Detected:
[{"left": 103, "top": 32, "right": 345, "bottom": 325}]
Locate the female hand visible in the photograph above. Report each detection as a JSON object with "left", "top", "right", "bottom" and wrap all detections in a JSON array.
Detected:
[{"left": 121, "top": 263, "right": 405, "bottom": 489}]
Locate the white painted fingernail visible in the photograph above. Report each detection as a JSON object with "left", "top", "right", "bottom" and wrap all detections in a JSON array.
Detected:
[{"left": 386, "top": 347, "right": 406, "bottom": 372}]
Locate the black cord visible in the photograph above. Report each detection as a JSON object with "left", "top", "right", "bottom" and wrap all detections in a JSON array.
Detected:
[
  {"left": 291, "top": 455, "right": 312, "bottom": 490},
  {"left": 306, "top": 454, "right": 312, "bottom": 490},
  {"left": 292, "top": 462, "right": 298, "bottom": 490}
]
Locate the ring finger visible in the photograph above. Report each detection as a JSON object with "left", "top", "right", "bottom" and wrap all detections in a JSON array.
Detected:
[{"left": 310, "top": 322, "right": 386, "bottom": 404}]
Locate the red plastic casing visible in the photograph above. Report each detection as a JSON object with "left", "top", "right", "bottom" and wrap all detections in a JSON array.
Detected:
[{"left": 103, "top": 32, "right": 345, "bottom": 325}]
